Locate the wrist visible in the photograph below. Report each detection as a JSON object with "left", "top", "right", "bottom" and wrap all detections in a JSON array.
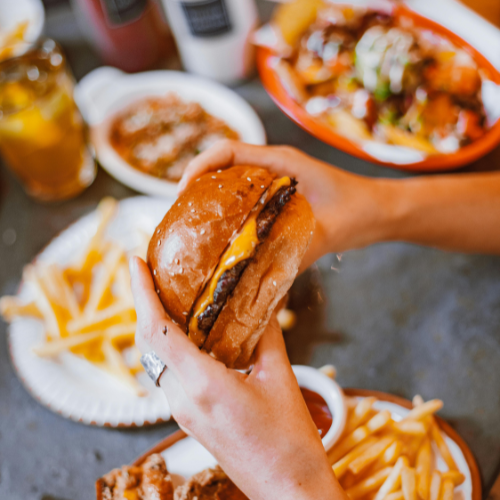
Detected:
[
  {"left": 322, "top": 174, "right": 403, "bottom": 252},
  {"left": 260, "top": 442, "right": 345, "bottom": 500},
  {"left": 367, "top": 177, "right": 407, "bottom": 245}
]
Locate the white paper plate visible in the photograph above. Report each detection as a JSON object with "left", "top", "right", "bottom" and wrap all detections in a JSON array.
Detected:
[
  {"left": 8, "top": 196, "right": 175, "bottom": 427},
  {"left": 159, "top": 399, "right": 473, "bottom": 500},
  {"left": 74, "top": 68, "right": 267, "bottom": 198}
]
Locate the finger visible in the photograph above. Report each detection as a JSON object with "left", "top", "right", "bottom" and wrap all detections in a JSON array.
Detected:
[
  {"left": 177, "top": 140, "right": 309, "bottom": 195},
  {"left": 129, "top": 256, "right": 168, "bottom": 352},
  {"left": 129, "top": 256, "right": 217, "bottom": 383},
  {"left": 251, "top": 315, "right": 291, "bottom": 377},
  {"left": 177, "top": 140, "right": 236, "bottom": 194}
]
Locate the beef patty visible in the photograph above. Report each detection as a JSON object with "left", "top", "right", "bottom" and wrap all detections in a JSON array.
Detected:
[{"left": 195, "top": 179, "right": 297, "bottom": 337}]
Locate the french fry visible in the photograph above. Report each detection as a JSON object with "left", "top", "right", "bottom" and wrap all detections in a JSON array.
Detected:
[
  {"left": 393, "top": 420, "right": 428, "bottom": 436},
  {"left": 114, "top": 264, "right": 134, "bottom": 304},
  {"left": 318, "top": 364, "right": 336, "bottom": 379},
  {"left": 440, "top": 471, "right": 465, "bottom": 486},
  {"left": 377, "top": 124, "right": 437, "bottom": 154},
  {"left": 332, "top": 437, "right": 379, "bottom": 477},
  {"left": 39, "top": 264, "right": 80, "bottom": 318},
  {"left": 341, "top": 471, "right": 359, "bottom": 490},
  {"left": 413, "top": 395, "right": 425, "bottom": 407},
  {"left": 1, "top": 198, "right": 148, "bottom": 396},
  {"left": 328, "top": 110, "right": 372, "bottom": 142},
  {"left": 346, "top": 466, "right": 393, "bottom": 499},
  {"left": 67, "top": 300, "right": 135, "bottom": 334},
  {"left": 414, "top": 396, "right": 458, "bottom": 472},
  {"left": 429, "top": 471, "right": 442, "bottom": 500},
  {"left": 401, "top": 466, "right": 417, "bottom": 500},
  {"left": 106, "top": 322, "right": 136, "bottom": 341},
  {"left": 344, "top": 397, "right": 377, "bottom": 434},
  {"left": 345, "top": 397, "right": 359, "bottom": 410},
  {"left": 330, "top": 410, "right": 391, "bottom": 463},
  {"left": 33, "top": 331, "right": 102, "bottom": 357},
  {"left": 374, "top": 456, "right": 409, "bottom": 500},
  {"left": 74, "top": 197, "right": 117, "bottom": 273},
  {"left": 385, "top": 490, "right": 405, "bottom": 500},
  {"left": 101, "top": 339, "right": 147, "bottom": 397},
  {"left": 0, "top": 297, "right": 42, "bottom": 320},
  {"left": 362, "top": 440, "right": 402, "bottom": 477},
  {"left": 416, "top": 439, "right": 432, "bottom": 500},
  {"left": 439, "top": 479, "right": 454, "bottom": 500},
  {"left": 23, "top": 265, "right": 63, "bottom": 338},
  {"left": 402, "top": 400, "right": 443, "bottom": 422},
  {"left": 380, "top": 441, "right": 403, "bottom": 467},
  {"left": 349, "top": 436, "right": 396, "bottom": 475},
  {"left": 128, "top": 347, "right": 144, "bottom": 375},
  {"left": 274, "top": 60, "right": 308, "bottom": 103},
  {"left": 431, "top": 423, "right": 458, "bottom": 471},
  {"left": 272, "top": 0, "right": 325, "bottom": 47},
  {"left": 84, "top": 244, "right": 124, "bottom": 315}
]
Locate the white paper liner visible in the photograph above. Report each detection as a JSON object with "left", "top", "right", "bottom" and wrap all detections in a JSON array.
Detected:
[{"left": 8, "top": 196, "right": 174, "bottom": 427}]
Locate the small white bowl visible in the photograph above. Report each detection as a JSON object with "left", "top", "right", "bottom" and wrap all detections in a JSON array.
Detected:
[
  {"left": 0, "top": 0, "right": 45, "bottom": 59},
  {"left": 74, "top": 67, "right": 267, "bottom": 198},
  {"left": 292, "top": 365, "right": 346, "bottom": 452}
]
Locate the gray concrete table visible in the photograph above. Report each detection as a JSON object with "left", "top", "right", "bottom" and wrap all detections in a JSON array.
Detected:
[{"left": 0, "top": 3, "right": 499, "bottom": 499}]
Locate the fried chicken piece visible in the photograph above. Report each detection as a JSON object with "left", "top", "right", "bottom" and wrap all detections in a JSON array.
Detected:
[
  {"left": 98, "top": 454, "right": 173, "bottom": 500},
  {"left": 174, "top": 466, "right": 248, "bottom": 500}
]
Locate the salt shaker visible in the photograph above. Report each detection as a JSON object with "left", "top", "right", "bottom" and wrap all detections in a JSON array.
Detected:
[{"left": 162, "top": 0, "right": 259, "bottom": 84}]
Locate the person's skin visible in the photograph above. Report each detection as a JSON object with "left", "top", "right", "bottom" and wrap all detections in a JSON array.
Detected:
[
  {"left": 178, "top": 140, "right": 500, "bottom": 265},
  {"left": 132, "top": 141, "right": 500, "bottom": 499},
  {"left": 130, "top": 256, "right": 346, "bottom": 500}
]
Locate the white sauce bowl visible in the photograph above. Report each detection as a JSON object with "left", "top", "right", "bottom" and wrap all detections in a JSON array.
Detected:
[{"left": 292, "top": 365, "right": 346, "bottom": 453}]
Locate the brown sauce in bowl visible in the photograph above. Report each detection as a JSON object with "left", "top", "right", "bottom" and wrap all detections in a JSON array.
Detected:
[{"left": 300, "top": 387, "right": 333, "bottom": 437}]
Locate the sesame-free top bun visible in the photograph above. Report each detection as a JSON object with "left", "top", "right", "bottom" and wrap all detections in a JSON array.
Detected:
[
  {"left": 202, "top": 194, "right": 315, "bottom": 368},
  {"left": 147, "top": 166, "right": 274, "bottom": 329}
]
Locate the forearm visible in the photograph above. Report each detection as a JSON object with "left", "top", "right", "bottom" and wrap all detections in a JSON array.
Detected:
[{"left": 374, "top": 172, "right": 500, "bottom": 254}]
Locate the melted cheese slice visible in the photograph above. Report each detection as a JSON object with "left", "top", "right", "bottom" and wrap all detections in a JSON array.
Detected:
[{"left": 188, "top": 176, "right": 291, "bottom": 344}]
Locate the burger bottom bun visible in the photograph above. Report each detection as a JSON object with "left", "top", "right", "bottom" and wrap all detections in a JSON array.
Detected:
[{"left": 202, "top": 194, "right": 315, "bottom": 368}]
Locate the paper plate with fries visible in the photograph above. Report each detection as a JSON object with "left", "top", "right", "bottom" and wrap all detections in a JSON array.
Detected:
[
  {"left": 1, "top": 196, "right": 174, "bottom": 427},
  {"left": 106, "top": 387, "right": 479, "bottom": 500}
]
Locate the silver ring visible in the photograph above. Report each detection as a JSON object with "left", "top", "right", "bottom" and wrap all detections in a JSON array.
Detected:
[{"left": 140, "top": 351, "right": 167, "bottom": 387}]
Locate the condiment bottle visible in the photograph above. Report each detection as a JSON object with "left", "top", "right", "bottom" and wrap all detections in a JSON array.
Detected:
[
  {"left": 72, "top": 0, "right": 172, "bottom": 72},
  {"left": 161, "top": 0, "right": 259, "bottom": 84}
]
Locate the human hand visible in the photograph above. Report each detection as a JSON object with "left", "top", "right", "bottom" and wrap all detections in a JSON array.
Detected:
[
  {"left": 130, "top": 256, "right": 345, "bottom": 500},
  {"left": 178, "top": 140, "right": 389, "bottom": 271}
]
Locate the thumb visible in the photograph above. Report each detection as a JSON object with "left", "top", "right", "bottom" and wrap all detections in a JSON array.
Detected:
[
  {"left": 129, "top": 256, "right": 217, "bottom": 384},
  {"left": 251, "top": 315, "right": 291, "bottom": 376}
]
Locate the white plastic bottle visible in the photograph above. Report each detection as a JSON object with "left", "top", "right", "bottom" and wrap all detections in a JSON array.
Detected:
[{"left": 161, "top": 0, "right": 259, "bottom": 84}]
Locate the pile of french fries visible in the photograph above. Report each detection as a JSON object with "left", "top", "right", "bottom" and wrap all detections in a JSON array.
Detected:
[
  {"left": 329, "top": 395, "right": 464, "bottom": 500},
  {"left": 1, "top": 198, "right": 150, "bottom": 396}
]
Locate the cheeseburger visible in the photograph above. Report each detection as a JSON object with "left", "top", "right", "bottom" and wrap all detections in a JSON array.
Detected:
[{"left": 147, "top": 166, "right": 315, "bottom": 368}]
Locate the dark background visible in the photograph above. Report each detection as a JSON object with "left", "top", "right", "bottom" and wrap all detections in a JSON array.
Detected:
[{"left": 0, "top": 1, "right": 499, "bottom": 499}]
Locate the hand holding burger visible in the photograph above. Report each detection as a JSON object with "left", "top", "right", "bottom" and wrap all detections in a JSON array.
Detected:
[
  {"left": 130, "top": 256, "right": 345, "bottom": 500},
  {"left": 148, "top": 165, "right": 314, "bottom": 368}
]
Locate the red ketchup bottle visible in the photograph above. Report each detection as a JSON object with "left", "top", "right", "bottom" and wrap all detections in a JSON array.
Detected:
[{"left": 73, "top": 0, "right": 173, "bottom": 72}]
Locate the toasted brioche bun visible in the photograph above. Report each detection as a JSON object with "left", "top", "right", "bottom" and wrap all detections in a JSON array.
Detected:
[
  {"left": 202, "top": 194, "right": 314, "bottom": 368},
  {"left": 148, "top": 166, "right": 274, "bottom": 328},
  {"left": 147, "top": 166, "right": 315, "bottom": 368}
]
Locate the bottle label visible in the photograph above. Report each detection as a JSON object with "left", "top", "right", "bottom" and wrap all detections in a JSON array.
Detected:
[
  {"left": 180, "top": 0, "right": 232, "bottom": 38},
  {"left": 101, "top": 0, "right": 148, "bottom": 26}
]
